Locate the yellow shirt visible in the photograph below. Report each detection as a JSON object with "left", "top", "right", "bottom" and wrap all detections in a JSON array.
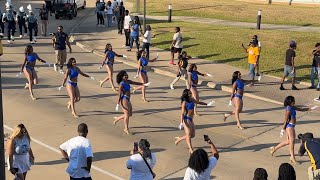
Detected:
[
  {"left": 0, "top": 40, "right": 3, "bottom": 55},
  {"left": 247, "top": 47, "right": 259, "bottom": 64}
]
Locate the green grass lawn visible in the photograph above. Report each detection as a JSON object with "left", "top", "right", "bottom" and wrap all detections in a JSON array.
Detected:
[
  {"left": 148, "top": 20, "right": 316, "bottom": 82},
  {"left": 130, "top": 0, "right": 320, "bottom": 27}
]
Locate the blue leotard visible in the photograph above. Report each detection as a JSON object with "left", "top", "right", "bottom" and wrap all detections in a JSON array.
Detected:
[
  {"left": 234, "top": 79, "right": 244, "bottom": 99},
  {"left": 25, "top": 53, "right": 37, "bottom": 71},
  {"left": 285, "top": 106, "right": 296, "bottom": 128},
  {"left": 67, "top": 67, "right": 79, "bottom": 87},
  {"left": 105, "top": 50, "right": 115, "bottom": 66},
  {"left": 183, "top": 100, "right": 195, "bottom": 122},
  {"left": 190, "top": 71, "right": 199, "bottom": 88},
  {"left": 140, "top": 57, "right": 148, "bottom": 75},
  {"left": 120, "top": 81, "right": 131, "bottom": 101}
]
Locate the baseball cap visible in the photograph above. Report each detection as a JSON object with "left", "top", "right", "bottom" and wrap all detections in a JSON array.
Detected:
[{"left": 298, "top": 132, "right": 314, "bottom": 142}]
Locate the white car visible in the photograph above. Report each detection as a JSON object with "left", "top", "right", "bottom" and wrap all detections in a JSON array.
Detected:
[{"left": 75, "top": 0, "right": 86, "bottom": 9}]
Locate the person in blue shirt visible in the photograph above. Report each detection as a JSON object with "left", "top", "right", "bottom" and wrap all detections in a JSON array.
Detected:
[
  {"left": 127, "top": 16, "right": 143, "bottom": 52},
  {"left": 99, "top": 43, "right": 125, "bottom": 91},
  {"left": 96, "top": 0, "right": 105, "bottom": 27},
  {"left": 60, "top": 58, "right": 93, "bottom": 118},
  {"left": 20, "top": 45, "right": 47, "bottom": 100}
]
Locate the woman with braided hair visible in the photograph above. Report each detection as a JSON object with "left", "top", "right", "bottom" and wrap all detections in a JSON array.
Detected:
[
  {"left": 20, "top": 45, "right": 47, "bottom": 100},
  {"left": 113, "top": 70, "right": 150, "bottom": 135},
  {"left": 99, "top": 43, "right": 126, "bottom": 91}
]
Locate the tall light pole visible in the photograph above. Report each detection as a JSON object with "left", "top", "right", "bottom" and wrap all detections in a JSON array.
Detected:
[{"left": 143, "top": 0, "right": 146, "bottom": 33}]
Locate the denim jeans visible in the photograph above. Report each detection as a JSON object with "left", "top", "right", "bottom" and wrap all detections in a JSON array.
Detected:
[
  {"left": 142, "top": 42, "right": 150, "bottom": 59},
  {"left": 249, "top": 63, "right": 255, "bottom": 79},
  {"left": 130, "top": 36, "right": 139, "bottom": 50},
  {"left": 311, "top": 66, "right": 317, "bottom": 87},
  {"left": 107, "top": 14, "right": 112, "bottom": 27}
]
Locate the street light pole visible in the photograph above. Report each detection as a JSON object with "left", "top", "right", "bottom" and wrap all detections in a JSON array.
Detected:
[
  {"left": 143, "top": 0, "right": 146, "bottom": 33},
  {"left": 0, "top": 56, "right": 5, "bottom": 180}
]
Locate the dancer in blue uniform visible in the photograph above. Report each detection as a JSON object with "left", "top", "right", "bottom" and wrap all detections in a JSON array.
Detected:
[
  {"left": 99, "top": 43, "right": 126, "bottom": 91},
  {"left": 188, "top": 64, "right": 212, "bottom": 115},
  {"left": 60, "top": 58, "right": 94, "bottom": 117},
  {"left": 113, "top": 70, "right": 150, "bottom": 134},
  {"left": 21, "top": 45, "right": 47, "bottom": 100},
  {"left": 270, "top": 96, "right": 310, "bottom": 164},
  {"left": 175, "top": 89, "right": 214, "bottom": 154},
  {"left": 132, "top": 50, "right": 157, "bottom": 102}
]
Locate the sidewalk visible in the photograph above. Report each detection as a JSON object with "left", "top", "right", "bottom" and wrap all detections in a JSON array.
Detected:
[{"left": 71, "top": 7, "right": 320, "bottom": 106}]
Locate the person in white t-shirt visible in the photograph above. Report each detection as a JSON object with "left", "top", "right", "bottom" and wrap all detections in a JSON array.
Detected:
[
  {"left": 142, "top": 25, "right": 151, "bottom": 60},
  {"left": 127, "top": 139, "right": 156, "bottom": 180},
  {"left": 60, "top": 123, "right": 93, "bottom": 180},
  {"left": 123, "top": 10, "right": 131, "bottom": 47},
  {"left": 183, "top": 136, "right": 219, "bottom": 180},
  {"left": 170, "top": 27, "right": 183, "bottom": 65}
]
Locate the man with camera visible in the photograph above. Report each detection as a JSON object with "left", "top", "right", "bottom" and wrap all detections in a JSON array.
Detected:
[
  {"left": 298, "top": 132, "right": 320, "bottom": 180},
  {"left": 60, "top": 123, "right": 93, "bottom": 180},
  {"left": 52, "top": 26, "right": 72, "bottom": 74}
]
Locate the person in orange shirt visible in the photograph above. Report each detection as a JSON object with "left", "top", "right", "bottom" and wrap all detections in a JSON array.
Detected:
[{"left": 242, "top": 40, "right": 260, "bottom": 86}]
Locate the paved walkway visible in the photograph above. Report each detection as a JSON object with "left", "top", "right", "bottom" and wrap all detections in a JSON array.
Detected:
[{"left": 72, "top": 11, "right": 320, "bottom": 107}]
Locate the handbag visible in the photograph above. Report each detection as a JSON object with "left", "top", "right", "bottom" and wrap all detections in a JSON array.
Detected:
[{"left": 140, "top": 154, "right": 156, "bottom": 179}]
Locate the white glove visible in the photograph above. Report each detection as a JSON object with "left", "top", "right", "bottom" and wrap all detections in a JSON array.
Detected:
[
  {"left": 144, "top": 82, "right": 151, "bottom": 86},
  {"left": 45, "top": 62, "right": 51, "bottom": 67},
  {"left": 207, "top": 100, "right": 215, "bottom": 106},
  {"left": 311, "top": 106, "right": 319, "bottom": 110},
  {"left": 98, "top": 65, "right": 103, "bottom": 70},
  {"left": 16, "top": 72, "right": 22, "bottom": 77},
  {"left": 115, "top": 104, "right": 120, "bottom": 111},
  {"left": 90, "top": 76, "right": 95, "bottom": 80},
  {"left": 280, "top": 129, "right": 285, "bottom": 138},
  {"left": 178, "top": 123, "right": 184, "bottom": 130},
  {"left": 123, "top": 55, "right": 128, "bottom": 58},
  {"left": 57, "top": 85, "right": 64, "bottom": 91},
  {"left": 134, "top": 74, "right": 139, "bottom": 78},
  {"left": 206, "top": 73, "right": 213, "bottom": 77},
  {"left": 228, "top": 100, "right": 233, "bottom": 107}
]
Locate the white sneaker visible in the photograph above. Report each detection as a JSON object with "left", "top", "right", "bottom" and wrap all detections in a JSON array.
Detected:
[
  {"left": 258, "top": 75, "right": 262, "bottom": 81},
  {"left": 19, "top": 35, "right": 23, "bottom": 38},
  {"left": 59, "top": 69, "right": 65, "bottom": 74},
  {"left": 102, "top": 25, "right": 105, "bottom": 27},
  {"left": 30, "top": 41, "right": 34, "bottom": 44},
  {"left": 11, "top": 36, "right": 14, "bottom": 41},
  {"left": 24, "top": 33, "right": 27, "bottom": 37},
  {"left": 33, "top": 37, "right": 37, "bottom": 42},
  {"left": 170, "top": 84, "right": 174, "bottom": 90},
  {"left": 178, "top": 123, "right": 184, "bottom": 130},
  {"left": 53, "top": 64, "right": 57, "bottom": 72},
  {"left": 7, "top": 40, "right": 10, "bottom": 44}
]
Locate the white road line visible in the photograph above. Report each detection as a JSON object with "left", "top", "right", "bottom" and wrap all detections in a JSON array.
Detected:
[{"left": 4, "top": 124, "right": 125, "bottom": 180}]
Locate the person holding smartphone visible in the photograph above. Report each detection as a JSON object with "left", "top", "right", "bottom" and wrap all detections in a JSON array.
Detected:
[
  {"left": 183, "top": 135, "right": 219, "bottom": 180},
  {"left": 6, "top": 124, "right": 35, "bottom": 180},
  {"left": 127, "top": 139, "right": 156, "bottom": 180}
]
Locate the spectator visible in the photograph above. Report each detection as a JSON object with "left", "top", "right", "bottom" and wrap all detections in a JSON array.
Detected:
[
  {"left": 127, "top": 17, "right": 142, "bottom": 52},
  {"left": 280, "top": 40, "right": 298, "bottom": 90},
  {"left": 52, "top": 26, "right": 72, "bottom": 74},
  {"left": 170, "top": 51, "right": 191, "bottom": 90},
  {"left": 142, "top": 25, "right": 151, "bottom": 60},
  {"left": 241, "top": 40, "right": 260, "bottom": 86},
  {"left": 298, "top": 132, "right": 320, "bottom": 180},
  {"left": 106, "top": 1, "right": 113, "bottom": 27},
  {"left": 123, "top": 10, "right": 131, "bottom": 48},
  {"left": 6, "top": 124, "right": 35, "bottom": 180},
  {"left": 278, "top": 163, "right": 296, "bottom": 180},
  {"left": 170, "top": 27, "right": 183, "bottom": 65},
  {"left": 39, "top": 4, "right": 49, "bottom": 36},
  {"left": 96, "top": 0, "right": 105, "bottom": 27},
  {"left": 310, "top": 43, "right": 320, "bottom": 90},
  {"left": 250, "top": 35, "right": 262, "bottom": 77},
  {"left": 60, "top": 123, "right": 93, "bottom": 180},
  {"left": 253, "top": 168, "right": 268, "bottom": 180},
  {"left": 27, "top": 11, "right": 38, "bottom": 44},
  {"left": 117, "top": 2, "right": 125, "bottom": 34},
  {"left": 44, "top": 0, "right": 53, "bottom": 16},
  {"left": 183, "top": 136, "right": 219, "bottom": 180},
  {"left": 127, "top": 139, "right": 156, "bottom": 180},
  {"left": 16, "top": 6, "right": 27, "bottom": 38}
]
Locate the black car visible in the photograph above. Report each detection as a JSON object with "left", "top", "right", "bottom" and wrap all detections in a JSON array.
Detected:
[{"left": 53, "top": 0, "right": 77, "bottom": 19}]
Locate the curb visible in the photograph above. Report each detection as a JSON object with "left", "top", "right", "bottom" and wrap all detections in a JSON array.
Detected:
[{"left": 73, "top": 39, "right": 284, "bottom": 105}]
